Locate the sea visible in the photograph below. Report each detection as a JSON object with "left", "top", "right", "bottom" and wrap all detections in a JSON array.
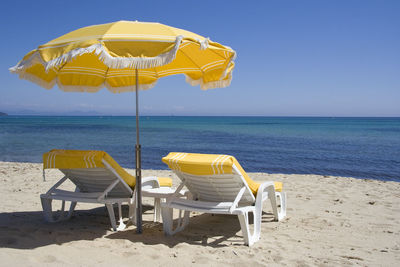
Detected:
[{"left": 1, "top": 116, "right": 399, "bottom": 181}]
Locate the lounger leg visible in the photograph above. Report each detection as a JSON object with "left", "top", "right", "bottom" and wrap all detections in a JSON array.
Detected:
[
  {"left": 66, "top": 201, "right": 77, "bottom": 220},
  {"left": 161, "top": 207, "right": 174, "bottom": 235},
  {"left": 238, "top": 213, "right": 250, "bottom": 246},
  {"left": 116, "top": 203, "right": 127, "bottom": 231},
  {"left": 154, "top": 198, "right": 161, "bottom": 222},
  {"left": 59, "top": 200, "right": 74, "bottom": 221},
  {"left": 59, "top": 200, "right": 66, "bottom": 219},
  {"left": 105, "top": 204, "right": 117, "bottom": 231},
  {"left": 40, "top": 196, "right": 55, "bottom": 222},
  {"left": 66, "top": 187, "right": 78, "bottom": 220},
  {"left": 176, "top": 210, "right": 190, "bottom": 228},
  {"left": 41, "top": 195, "right": 76, "bottom": 222},
  {"left": 266, "top": 186, "right": 280, "bottom": 221},
  {"left": 161, "top": 207, "right": 190, "bottom": 235},
  {"left": 237, "top": 209, "right": 260, "bottom": 246},
  {"left": 128, "top": 198, "right": 136, "bottom": 226},
  {"left": 275, "top": 192, "right": 287, "bottom": 221},
  {"left": 182, "top": 210, "right": 190, "bottom": 228}
]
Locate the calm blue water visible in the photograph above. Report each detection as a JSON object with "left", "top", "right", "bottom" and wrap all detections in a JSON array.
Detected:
[{"left": 1, "top": 116, "right": 399, "bottom": 181}]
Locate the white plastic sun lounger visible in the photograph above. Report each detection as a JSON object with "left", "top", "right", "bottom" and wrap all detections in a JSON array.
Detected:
[
  {"left": 40, "top": 149, "right": 172, "bottom": 231},
  {"left": 160, "top": 152, "right": 286, "bottom": 246}
]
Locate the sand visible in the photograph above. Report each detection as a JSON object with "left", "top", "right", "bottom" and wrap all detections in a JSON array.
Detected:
[{"left": 0, "top": 161, "right": 399, "bottom": 266}]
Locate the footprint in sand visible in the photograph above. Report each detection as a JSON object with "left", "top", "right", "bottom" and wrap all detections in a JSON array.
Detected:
[
  {"left": 41, "top": 255, "right": 57, "bottom": 263},
  {"left": 122, "top": 251, "right": 139, "bottom": 258}
]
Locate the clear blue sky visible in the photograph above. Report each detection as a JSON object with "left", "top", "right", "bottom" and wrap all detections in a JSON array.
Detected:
[{"left": 1, "top": 0, "right": 399, "bottom": 116}]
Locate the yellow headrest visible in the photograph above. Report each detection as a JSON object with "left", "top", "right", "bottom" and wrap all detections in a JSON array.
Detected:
[{"left": 162, "top": 152, "right": 236, "bottom": 175}]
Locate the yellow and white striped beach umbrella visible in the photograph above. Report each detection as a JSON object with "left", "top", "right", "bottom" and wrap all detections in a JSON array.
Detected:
[
  {"left": 10, "top": 20, "right": 235, "bottom": 91},
  {"left": 10, "top": 20, "right": 236, "bottom": 233}
]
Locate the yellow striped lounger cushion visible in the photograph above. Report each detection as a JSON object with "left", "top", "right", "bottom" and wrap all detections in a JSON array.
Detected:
[
  {"left": 43, "top": 149, "right": 172, "bottom": 188},
  {"left": 162, "top": 152, "right": 282, "bottom": 195}
]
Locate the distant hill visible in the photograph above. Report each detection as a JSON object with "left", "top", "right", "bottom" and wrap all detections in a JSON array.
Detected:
[{"left": 0, "top": 112, "right": 8, "bottom": 116}]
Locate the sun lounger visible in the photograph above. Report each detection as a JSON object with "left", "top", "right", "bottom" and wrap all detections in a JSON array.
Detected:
[
  {"left": 160, "top": 152, "right": 286, "bottom": 246},
  {"left": 41, "top": 149, "right": 172, "bottom": 231}
]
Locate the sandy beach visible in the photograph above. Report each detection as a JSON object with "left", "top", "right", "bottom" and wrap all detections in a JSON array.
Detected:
[{"left": 0, "top": 161, "right": 399, "bottom": 266}]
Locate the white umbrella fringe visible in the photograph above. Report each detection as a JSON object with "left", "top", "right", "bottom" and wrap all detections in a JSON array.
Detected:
[
  {"left": 9, "top": 35, "right": 226, "bottom": 72},
  {"left": 9, "top": 35, "right": 235, "bottom": 91}
]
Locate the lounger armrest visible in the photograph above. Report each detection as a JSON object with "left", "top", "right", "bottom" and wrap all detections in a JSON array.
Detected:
[
  {"left": 255, "top": 181, "right": 284, "bottom": 221},
  {"left": 255, "top": 181, "right": 276, "bottom": 208},
  {"left": 44, "top": 176, "right": 68, "bottom": 196},
  {"left": 142, "top": 176, "right": 160, "bottom": 189}
]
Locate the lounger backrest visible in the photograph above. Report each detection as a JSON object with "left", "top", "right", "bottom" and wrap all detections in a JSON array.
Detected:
[
  {"left": 60, "top": 168, "right": 132, "bottom": 197},
  {"left": 43, "top": 150, "right": 135, "bottom": 197},
  {"left": 174, "top": 170, "right": 255, "bottom": 204},
  {"left": 163, "top": 153, "right": 256, "bottom": 205}
]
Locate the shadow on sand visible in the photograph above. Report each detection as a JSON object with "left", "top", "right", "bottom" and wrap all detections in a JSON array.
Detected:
[{"left": 0, "top": 205, "right": 277, "bottom": 249}]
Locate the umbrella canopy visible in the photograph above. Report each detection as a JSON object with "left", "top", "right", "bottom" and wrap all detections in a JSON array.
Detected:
[
  {"left": 10, "top": 20, "right": 235, "bottom": 91},
  {"left": 10, "top": 20, "right": 236, "bottom": 233}
]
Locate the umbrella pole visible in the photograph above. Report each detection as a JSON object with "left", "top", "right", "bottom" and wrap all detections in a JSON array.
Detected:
[{"left": 135, "top": 68, "right": 142, "bottom": 233}]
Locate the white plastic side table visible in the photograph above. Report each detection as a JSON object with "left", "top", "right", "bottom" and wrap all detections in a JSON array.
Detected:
[{"left": 142, "top": 187, "right": 185, "bottom": 222}]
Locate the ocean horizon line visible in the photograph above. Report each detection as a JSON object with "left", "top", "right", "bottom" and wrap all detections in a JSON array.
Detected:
[{"left": 2, "top": 114, "right": 400, "bottom": 119}]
